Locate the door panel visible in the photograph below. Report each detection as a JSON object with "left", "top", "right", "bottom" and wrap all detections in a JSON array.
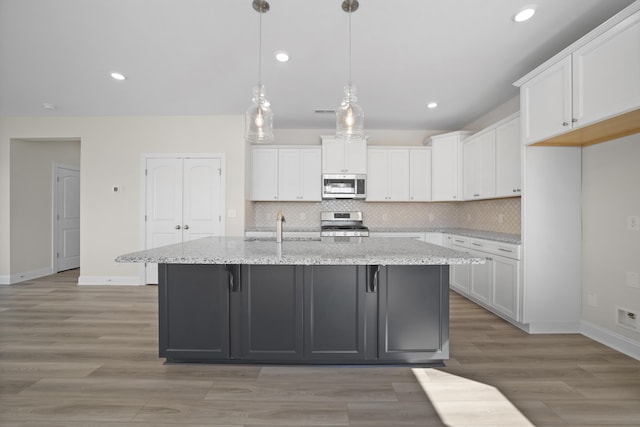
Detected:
[
  {"left": 182, "top": 158, "right": 223, "bottom": 241},
  {"left": 56, "top": 167, "right": 80, "bottom": 272}
]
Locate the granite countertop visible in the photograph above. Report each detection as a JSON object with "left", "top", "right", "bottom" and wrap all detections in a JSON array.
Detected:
[
  {"left": 246, "top": 227, "right": 521, "bottom": 245},
  {"left": 115, "top": 236, "right": 484, "bottom": 266}
]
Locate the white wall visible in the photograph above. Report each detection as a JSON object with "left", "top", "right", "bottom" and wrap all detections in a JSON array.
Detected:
[
  {"left": 9, "top": 139, "right": 80, "bottom": 278},
  {"left": 0, "top": 116, "right": 245, "bottom": 285},
  {"left": 581, "top": 133, "right": 640, "bottom": 355}
]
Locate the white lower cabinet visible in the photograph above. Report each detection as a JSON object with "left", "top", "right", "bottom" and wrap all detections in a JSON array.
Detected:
[
  {"left": 449, "top": 236, "right": 471, "bottom": 294},
  {"left": 445, "top": 235, "right": 522, "bottom": 324}
]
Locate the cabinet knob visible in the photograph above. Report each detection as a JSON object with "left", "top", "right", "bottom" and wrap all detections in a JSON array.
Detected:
[
  {"left": 562, "top": 122, "right": 569, "bottom": 126},
  {"left": 175, "top": 225, "right": 181, "bottom": 230},
  {"left": 572, "top": 118, "right": 578, "bottom": 123},
  {"left": 183, "top": 225, "right": 189, "bottom": 230}
]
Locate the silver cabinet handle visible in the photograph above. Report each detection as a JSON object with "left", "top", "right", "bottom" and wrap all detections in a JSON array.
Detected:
[
  {"left": 183, "top": 225, "right": 189, "bottom": 230},
  {"left": 572, "top": 118, "right": 578, "bottom": 123},
  {"left": 562, "top": 122, "right": 569, "bottom": 126},
  {"left": 175, "top": 225, "right": 181, "bottom": 230}
]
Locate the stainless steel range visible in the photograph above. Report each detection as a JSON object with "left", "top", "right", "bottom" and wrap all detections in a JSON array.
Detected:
[{"left": 320, "top": 211, "right": 369, "bottom": 237}]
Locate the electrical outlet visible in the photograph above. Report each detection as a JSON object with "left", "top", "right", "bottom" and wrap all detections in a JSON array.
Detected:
[
  {"left": 112, "top": 185, "right": 121, "bottom": 193},
  {"left": 382, "top": 213, "right": 388, "bottom": 221},
  {"left": 466, "top": 214, "right": 471, "bottom": 222},
  {"left": 628, "top": 271, "right": 640, "bottom": 289},
  {"left": 616, "top": 307, "right": 638, "bottom": 331},
  {"left": 497, "top": 214, "right": 504, "bottom": 224},
  {"left": 299, "top": 212, "right": 306, "bottom": 221},
  {"left": 429, "top": 213, "right": 435, "bottom": 222},
  {"left": 628, "top": 216, "right": 640, "bottom": 231},
  {"left": 227, "top": 209, "right": 237, "bottom": 218}
]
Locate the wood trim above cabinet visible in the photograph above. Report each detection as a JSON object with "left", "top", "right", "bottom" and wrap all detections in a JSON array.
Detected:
[{"left": 531, "top": 108, "right": 640, "bottom": 147}]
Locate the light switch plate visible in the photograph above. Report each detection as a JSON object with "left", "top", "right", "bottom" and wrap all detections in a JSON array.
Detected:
[{"left": 628, "top": 216, "right": 640, "bottom": 231}]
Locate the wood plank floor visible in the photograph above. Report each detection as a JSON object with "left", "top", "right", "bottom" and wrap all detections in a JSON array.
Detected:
[{"left": 1, "top": 269, "right": 639, "bottom": 426}]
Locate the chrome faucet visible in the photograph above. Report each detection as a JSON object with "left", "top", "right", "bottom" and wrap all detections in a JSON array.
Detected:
[{"left": 276, "top": 210, "right": 285, "bottom": 243}]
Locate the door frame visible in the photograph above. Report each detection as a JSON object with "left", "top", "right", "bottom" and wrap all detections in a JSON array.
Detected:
[
  {"left": 139, "top": 153, "right": 226, "bottom": 285},
  {"left": 52, "top": 163, "right": 81, "bottom": 273}
]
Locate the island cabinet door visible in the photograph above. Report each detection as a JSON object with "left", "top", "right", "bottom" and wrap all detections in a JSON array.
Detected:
[
  {"left": 303, "top": 266, "right": 370, "bottom": 362},
  {"left": 239, "top": 265, "right": 304, "bottom": 361},
  {"left": 377, "top": 265, "right": 450, "bottom": 362},
  {"left": 158, "top": 264, "right": 230, "bottom": 361}
]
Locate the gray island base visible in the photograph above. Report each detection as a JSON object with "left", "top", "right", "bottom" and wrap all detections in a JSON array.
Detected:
[{"left": 116, "top": 237, "right": 483, "bottom": 365}]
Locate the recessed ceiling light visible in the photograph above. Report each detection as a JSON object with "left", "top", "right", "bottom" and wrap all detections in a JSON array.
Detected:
[
  {"left": 110, "top": 72, "right": 126, "bottom": 81},
  {"left": 427, "top": 102, "right": 438, "bottom": 109},
  {"left": 513, "top": 6, "right": 536, "bottom": 23},
  {"left": 275, "top": 51, "right": 290, "bottom": 62},
  {"left": 42, "top": 102, "right": 57, "bottom": 110}
]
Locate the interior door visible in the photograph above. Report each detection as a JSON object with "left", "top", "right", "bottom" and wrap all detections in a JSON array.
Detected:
[
  {"left": 182, "top": 158, "right": 223, "bottom": 241},
  {"left": 145, "top": 157, "right": 223, "bottom": 284},
  {"left": 56, "top": 167, "right": 80, "bottom": 272}
]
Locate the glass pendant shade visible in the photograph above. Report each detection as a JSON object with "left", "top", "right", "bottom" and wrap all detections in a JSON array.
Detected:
[
  {"left": 245, "top": 84, "right": 274, "bottom": 144},
  {"left": 336, "top": 84, "right": 364, "bottom": 141}
]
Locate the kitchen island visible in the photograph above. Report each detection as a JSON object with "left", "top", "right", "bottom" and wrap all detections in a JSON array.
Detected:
[{"left": 116, "top": 236, "right": 482, "bottom": 365}]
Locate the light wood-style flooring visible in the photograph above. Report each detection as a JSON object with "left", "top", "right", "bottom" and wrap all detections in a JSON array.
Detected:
[{"left": 1, "top": 269, "right": 639, "bottom": 426}]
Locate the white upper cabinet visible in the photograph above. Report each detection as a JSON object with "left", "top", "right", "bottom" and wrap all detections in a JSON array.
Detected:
[
  {"left": 278, "top": 148, "right": 322, "bottom": 201},
  {"left": 517, "top": 6, "right": 640, "bottom": 146},
  {"left": 321, "top": 136, "right": 367, "bottom": 174},
  {"left": 495, "top": 114, "right": 522, "bottom": 197},
  {"left": 250, "top": 146, "right": 321, "bottom": 201},
  {"left": 367, "top": 147, "right": 431, "bottom": 202},
  {"left": 250, "top": 147, "right": 279, "bottom": 201},
  {"left": 572, "top": 11, "right": 640, "bottom": 127},
  {"left": 366, "top": 148, "right": 410, "bottom": 201},
  {"left": 463, "top": 129, "right": 496, "bottom": 200},
  {"left": 520, "top": 56, "right": 572, "bottom": 145},
  {"left": 409, "top": 148, "right": 432, "bottom": 201},
  {"left": 426, "top": 131, "right": 472, "bottom": 201}
]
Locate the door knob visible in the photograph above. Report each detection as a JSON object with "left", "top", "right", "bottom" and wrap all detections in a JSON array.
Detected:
[
  {"left": 183, "top": 225, "right": 189, "bottom": 230},
  {"left": 175, "top": 225, "right": 181, "bottom": 230}
]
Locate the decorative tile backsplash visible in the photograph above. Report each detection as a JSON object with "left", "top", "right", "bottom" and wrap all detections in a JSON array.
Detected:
[{"left": 249, "top": 197, "right": 521, "bottom": 234}]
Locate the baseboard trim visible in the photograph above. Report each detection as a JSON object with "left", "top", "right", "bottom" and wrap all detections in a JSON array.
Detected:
[
  {"left": 0, "top": 267, "right": 55, "bottom": 285},
  {"left": 78, "top": 275, "right": 143, "bottom": 286},
  {"left": 581, "top": 320, "right": 640, "bottom": 361},
  {"left": 526, "top": 321, "right": 581, "bottom": 334}
]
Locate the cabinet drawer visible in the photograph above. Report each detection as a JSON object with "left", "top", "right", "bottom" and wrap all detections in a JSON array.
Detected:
[
  {"left": 469, "top": 238, "right": 521, "bottom": 260},
  {"left": 451, "top": 236, "right": 470, "bottom": 249}
]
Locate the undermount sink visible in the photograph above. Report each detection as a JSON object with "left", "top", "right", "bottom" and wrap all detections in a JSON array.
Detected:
[{"left": 244, "top": 237, "right": 322, "bottom": 242}]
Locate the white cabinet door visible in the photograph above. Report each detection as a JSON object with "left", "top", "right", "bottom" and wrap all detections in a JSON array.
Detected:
[
  {"left": 463, "top": 131, "right": 495, "bottom": 200},
  {"left": 321, "top": 137, "right": 367, "bottom": 174},
  {"left": 495, "top": 116, "right": 522, "bottom": 197},
  {"left": 366, "top": 148, "right": 409, "bottom": 201},
  {"left": 492, "top": 255, "right": 521, "bottom": 321},
  {"left": 409, "top": 148, "right": 432, "bottom": 201},
  {"left": 344, "top": 139, "right": 367, "bottom": 174},
  {"left": 463, "top": 138, "right": 479, "bottom": 200},
  {"left": 366, "top": 149, "right": 388, "bottom": 201},
  {"left": 299, "top": 148, "right": 322, "bottom": 200},
  {"left": 572, "top": 11, "right": 640, "bottom": 128},
  {"left": 431, "top": 134, "right": 463, "bottom": 201},
  {"left": 521, "top": 56, "right": 572, "bottom": 145},
  {"left": 424, "top": 232, "right": 442, "bottom": 246},
  {"left": 388, "top": 149, "right": 410, "bottom": 201},
  {"left": 251, "top": 148, "right": 279, "bottom": 200},
  {"left": 450, "top": 236, "right": 471, "bottom": 294},
  {"left": 469, "top": 249, "right": 492, "bottom": 304},
  {"left": 277, "top": 149, "right": 300, "bottom": 201}
]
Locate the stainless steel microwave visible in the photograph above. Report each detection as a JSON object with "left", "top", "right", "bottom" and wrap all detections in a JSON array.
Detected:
[{"left": 322, "top": 174, "right": 366, "bottom": 199}]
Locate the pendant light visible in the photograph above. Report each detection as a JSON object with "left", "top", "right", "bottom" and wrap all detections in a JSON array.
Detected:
[
  {"left": 245, "top": 0, "right": 274, "bottom": 144},
  {"left": 336, "top": 0, "right": 364, "bottom": 141}
]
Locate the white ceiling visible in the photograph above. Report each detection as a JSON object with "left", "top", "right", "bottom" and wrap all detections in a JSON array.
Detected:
[{"left": 0, "top": 0, "right": 635, "bottom": 130}]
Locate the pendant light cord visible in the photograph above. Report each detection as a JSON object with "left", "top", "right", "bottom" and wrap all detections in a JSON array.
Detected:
[
  {"left": 348, "top": 10, "right": 352, "bottom": 87},
  {"left": 258, "top": 8, "right": 263, "bottom": 87}
]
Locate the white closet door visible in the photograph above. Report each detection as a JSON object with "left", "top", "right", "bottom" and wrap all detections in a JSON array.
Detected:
[
  {"left": 145, "top": 158, "right": 184, "bottom": 284},
  {"left": 182, "top": 158, "right": 223, "bottom": 241},
  {"left": 145, "top": 156, "right": 224, "bottom": 284},
  {"left": 56, "top": 167, "right": 80, "bottom": 272}
]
